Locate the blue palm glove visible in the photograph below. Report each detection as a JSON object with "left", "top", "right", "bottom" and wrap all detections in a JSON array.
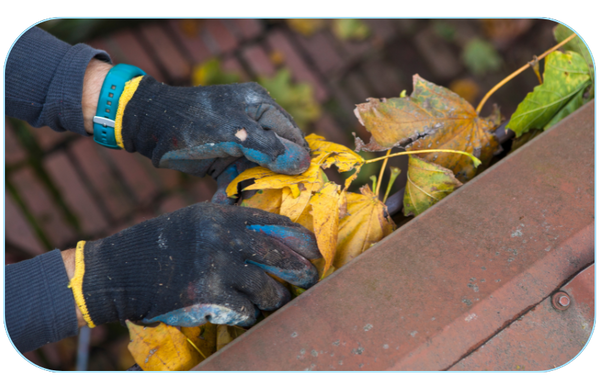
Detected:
[
  {"left": 72, "top": 203, "right": 320, "bottom": 328},
  {"left": 120, "top": 76, "right": 311, "bottom": 178}
]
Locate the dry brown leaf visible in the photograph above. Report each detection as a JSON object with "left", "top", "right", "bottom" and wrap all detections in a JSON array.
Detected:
[
  {"left": 354, "top": 74, "right": 500, "bottom": 182},
  {"left": 334, "top": 186, "right": 395, "bottom": 269}
]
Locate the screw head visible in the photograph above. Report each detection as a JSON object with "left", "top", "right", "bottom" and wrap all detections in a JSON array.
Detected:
[{"left": 552, "top": 292, "right": 571, "bottom": 310}]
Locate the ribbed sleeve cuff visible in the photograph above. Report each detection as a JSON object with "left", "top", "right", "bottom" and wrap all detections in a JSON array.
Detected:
[
  {"left": 5, "top": 249, "right": 79, "bottom": 353},
  {"left": 5, "top": 27, "right": 111, "bottom": 136}
]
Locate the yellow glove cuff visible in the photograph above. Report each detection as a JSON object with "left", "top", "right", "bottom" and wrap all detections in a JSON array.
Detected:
[
  {"left": 67, "top": 241, "right": 96, "bottom": 328},
  {"left": 114, "top": 75, "right": 144, "bottom": 150}
]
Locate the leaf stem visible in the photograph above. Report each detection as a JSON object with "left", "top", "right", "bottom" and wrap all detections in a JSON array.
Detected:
[
  {"left": 365, "top": 149, "right": 482, "bottom": 167},
  {"left": 186, "top": 338, "right": 207, "bottom": 360},
  {"left": 375, "top": 149, "right": 392, "bottom": 196},
  {"left": 476, "top": 33, "right": 577, "bottom": 115},
  {"left": 383, "top": 167, "right": 401, "bottom": 204}
]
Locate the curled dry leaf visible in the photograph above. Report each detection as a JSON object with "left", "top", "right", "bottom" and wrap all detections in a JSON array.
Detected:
[
  {"left": 354, "top": 74, "right": 500, "bottom": 182},
  {"left": 216, "top": 325, "right": 247, "bottom": 351}
]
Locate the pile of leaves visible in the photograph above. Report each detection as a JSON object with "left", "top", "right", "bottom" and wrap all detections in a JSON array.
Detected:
[{"left": 126, "top": 25, "right": 593, "bottom": 370}]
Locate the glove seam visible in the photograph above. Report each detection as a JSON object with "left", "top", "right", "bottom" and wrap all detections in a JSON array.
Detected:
[{"left": 67, "top": 240, "right": 96, "bottom": 328}]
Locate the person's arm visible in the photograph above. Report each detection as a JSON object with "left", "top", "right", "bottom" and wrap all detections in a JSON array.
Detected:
[
  {"left": 61, "top": 248, "right": 87, "bottom": 328},
  {"left": 5, "top": 27, "right": 112, "bottom": 136},
  {"left": 5, "top": 250, "right": 80, "bottom": 353},
  {"left": 81, "top": 59, "right": 113, "bottom": 134}
]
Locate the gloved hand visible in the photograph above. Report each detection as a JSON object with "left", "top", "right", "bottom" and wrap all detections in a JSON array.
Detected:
[
  {"left": 117, "top": 76, "right": 311, "bottom": 178},
  {"left": 69, "top": 203, "right": 320, "bottom": 328}
]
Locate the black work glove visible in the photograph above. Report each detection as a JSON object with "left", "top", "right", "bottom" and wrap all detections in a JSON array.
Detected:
[
  {"left": 73, "top": 203, "right": 320, "bottom": 328},
  {"left": 120, "top": 76, "right": 311, "bottom": 179}
]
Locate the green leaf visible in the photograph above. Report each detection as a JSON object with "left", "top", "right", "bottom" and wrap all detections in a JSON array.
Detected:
[
  {"left": 506, "top": 51, "right": 590, "bottom": 137},
  {"left": 192, "top": 58, "right": 240, "bottom": 86},
  {"left": 544, "top": 81, "right": 593, "bottom": 130},
  {"left": 462, "top": 38, "right": 502, "bottom": 76},
  {"left": 554, "top": 24, "right": 594, "bottom": 82},
  {"left": 332, "top": 19, "right": 371, "bottom": 41},
  {"left": 403, "top": 156, "right": 462, "bottom": 217},
  {"left": 257, "top": 69, "right": 321, "bottom": 129}
]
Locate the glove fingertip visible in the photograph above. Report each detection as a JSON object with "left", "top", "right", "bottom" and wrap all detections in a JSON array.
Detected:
[{"left": 266, "top": 136, "right": 311, "bottom": 175}]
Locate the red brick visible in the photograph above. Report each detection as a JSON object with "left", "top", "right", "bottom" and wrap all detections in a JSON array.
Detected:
[
  {"left": 360, "top": 61, "right": 403, "bottom": 98},
  {"left": 364, "top": 19, "right": 397, "bottom": 43},
  {"left": 102, "top": 149, "right": 160, "bottom": 206},
  {"left": 232, "top": 19, "right": 264, "bottom": 40},
  {"left": 5, "top": 191, "right": 45, "bottom": 256},
  {"left": 109, "top": 29, "right": 165, "bottom": 82},
  {"left": 344, "top": 71, "right": 374, "bottom": 103},
  {"left": 69, "top": 137, "right": 132, "bottom": 221},
  {"left": 167, "top": 19, "right": 212, "bottom": 65},
  {"left": 139, "top": 23, "right": 191, "bottom": 82},
  {"left": 312, "top": 113, "right": 352, "bottom": 146},
  {"left": 5, "top": 118, "right": 26, "bottom": 164},
  {"left": 414, "top": 27, "right": 462, "bottom": 80},
  {"left": 158, "top": 193, "right": 189, "bottom": 215},
  {"left": 28, "top": 124, "right": 74, "bottom": 151},
  {"left": 189, "top": 177, "right": 216, "bottom": 203},
  {"left": 204, "top": 19, "right": 239, "bottom": 54},
  {"left": 241, "top": 43, "right": 276, "bottom": 77},
  {"left": 44, "top": 152, "right": 109, "bottom": 236},
  {"left": 336, "top": 31, "right": 371, "bottom": 60},
  {"left": 267, "top": 29, "right": 328, "bottom": 102},
  {"left": 295, "top": 30, "right": 344, "bottom": 75},
  {"left": 222, "top": 55, "right": 250, "bottom": 82},
  {"left": 11, "top": 167, "right": 76, "bottom": 248},
  {"left": 155, "top": 167, "right": 182, "bottom": 192},
  {"left": 89, "top": 37, "right": 128, "bottom": 65}
]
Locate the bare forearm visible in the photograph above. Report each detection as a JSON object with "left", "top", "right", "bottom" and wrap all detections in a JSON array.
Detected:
[
  {"left": 62, "top": 248, "right": 87, "bottom": 328},
  {"left": 82, "top": 59, "right": 113, "bottom": 134}
]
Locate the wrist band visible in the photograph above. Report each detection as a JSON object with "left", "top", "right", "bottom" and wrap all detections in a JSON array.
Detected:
[{"left": 93, "top": 64, "right": 146, "bottom": 149}]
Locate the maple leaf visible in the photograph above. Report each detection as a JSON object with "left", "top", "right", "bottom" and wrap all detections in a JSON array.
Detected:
[
  {"left": 127, "top": 321, "right": 208, "bottom": 371},
  {"left": 506, "top": 51, "right": 592, "bottom": 137},
  {"left": 310, "top": 182, "right": 343, "bottom": 274},
  {"left": 334, "top": 186, "right": 395, "bottom": 269},
  {"left": 354, "top": 74, "right": 500, "bottom": 182},
  {"left": 226, "top": 133, "right": 364, "bottom": 198},
  {"left": 403, "top": 156, "right": 463, "bottom": 217}
]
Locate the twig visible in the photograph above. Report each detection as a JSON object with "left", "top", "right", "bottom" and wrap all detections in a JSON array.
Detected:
[
  {"left": 476, "top": 33, "right": 577, "bottom": 115},
  {"left": 365, "top": 149, "right": 482, "bottom": 167}
]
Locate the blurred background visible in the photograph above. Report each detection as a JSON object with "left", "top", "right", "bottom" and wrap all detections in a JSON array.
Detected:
[{"left": 5, "top": 18, "right": 559, "bottom": 370}]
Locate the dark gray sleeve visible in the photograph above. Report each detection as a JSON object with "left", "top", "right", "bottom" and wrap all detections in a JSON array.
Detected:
[
  {"left": 5, "top": 249, "right": 79, "bottom": 353},
  {"left": 5, "top": 26, "right": 112, "bottom": 136}
]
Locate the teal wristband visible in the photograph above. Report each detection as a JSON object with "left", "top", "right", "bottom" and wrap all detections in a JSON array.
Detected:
[{"left": 93, "top": 64, "right": 146, "bottom": 149}]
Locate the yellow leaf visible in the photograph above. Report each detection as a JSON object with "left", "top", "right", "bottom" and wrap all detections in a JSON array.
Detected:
[
  {"left": 126, "top": 321, "right": 203, "bottom": 371},
  {"left": 286, "top": 19, "right": 327, "bottom": 36},
  {"left": 403, "top": 156, "right": 462, "bottom": 216},
  {"left": 310, "top": 182, "right": 343, "bottom": 275},
  {"left": 334, "top": 186, "right": 395, "bottom": 269},
  {"left": 180, "top": 323, "right": 218, "bottom": 362},
  {"left": 226, "top": 162, "right": 324, "bottom": 198},
  {"left": 306, "top": 134, "right": 365, "bottom": 189},
  {"left": 216, "top": 325, "right": 247, "bottom": 351},
  {"left": 240, "top": 189, "right": 283, "bottom": 214},
  {"left": 227, "top": 134, "right": 365, "bottom": 198},
  {"left": 280, "top": 183, "right": 317, "bottom": 223}
]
